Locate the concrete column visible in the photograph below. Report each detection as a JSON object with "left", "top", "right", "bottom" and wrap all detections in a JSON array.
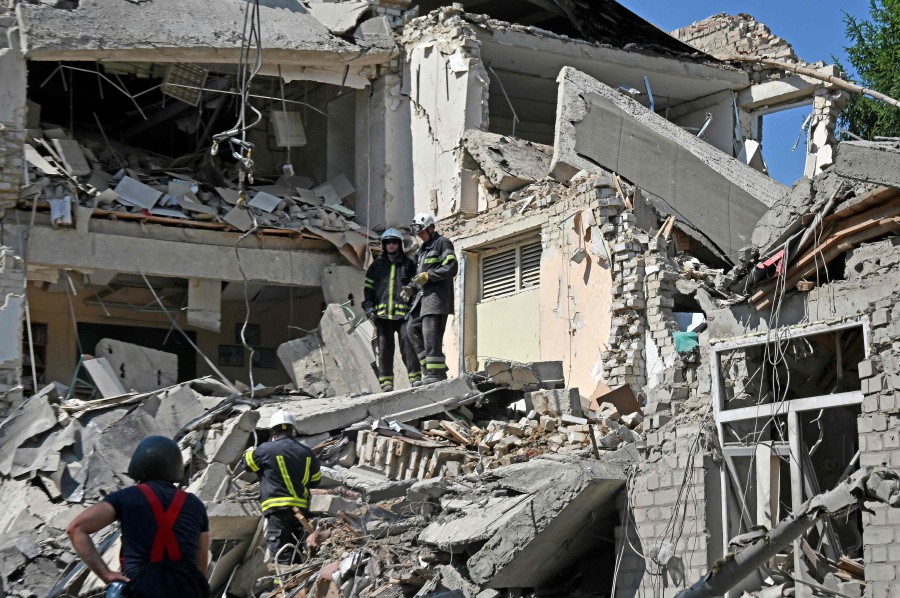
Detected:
[
  {"left": 355, "top": 74, "right": 414, "bottom": 231},
  {"left": 0, "top": 19, "right": 27, "bottom": 216},
  {"left": 804, "top": 88, "right": 849, "bottom": 178},
  {"left": 405, "top": 32, "right": 488, "bottom": 220},
  {"left": 188, "top": 278, "right": 222, "bottom": 332},
  {"left": 0, "top": 247, "right": 25, "bottom": 417}
]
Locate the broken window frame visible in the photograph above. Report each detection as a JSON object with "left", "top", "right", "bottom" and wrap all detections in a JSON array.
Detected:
[
  {"left": 479, "top": 237, "right": 541, "bottom": 301},
  {"left": 709, "top": 317, "right": 869, "bottom": 595}
]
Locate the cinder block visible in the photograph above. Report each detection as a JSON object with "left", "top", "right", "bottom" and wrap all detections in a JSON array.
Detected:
[
  {"left": 858, "top": 359, "right": 877, "bottom": 379},
  {"left": 865, "top": 564, "right": 896, "bottom": 581},
  {"left": 528, "top": 388, "right": 583, "bottom": 417},
  {"left": 864, "top": 526, "right": 894, "bottom": 545},
  {"left": 871, "top": 308, "right": 891, "bottom": 327}
]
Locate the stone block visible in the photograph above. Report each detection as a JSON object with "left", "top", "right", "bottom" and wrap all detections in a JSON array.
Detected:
[
  {"left": 309, "top": 494, "right": 359, "bottom": 516},
  {"left": 858, "top": 359, "right": 877, "bottom": 379},
  {"left": 94, "top": 338, "right": 177, "bottom": 393},
  {"left": 206, "top": 409, "right": 260, "bottom": 465},
  {"left": 528, "top": 388, "right": 583, "bottom": 417},
  {"left": 467, "top": 458, "right": 627, "bottom": 588}
]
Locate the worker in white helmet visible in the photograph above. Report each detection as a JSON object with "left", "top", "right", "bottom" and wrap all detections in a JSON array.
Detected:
[
  {"left": 243, "top": 410, "right": 320, "bottom": 566},
  {"left": 406, "top": 212, "right": 458, "bottom": 383}
]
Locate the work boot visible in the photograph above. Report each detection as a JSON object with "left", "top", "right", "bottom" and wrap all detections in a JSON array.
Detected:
[
  {"left": 421, "top": 372, "right": 447, "bottom": 385},
  {"left": 380, "top": 383, "right": 394, "bottom": 393},
  {"left": 411, "top": 380, "right": 423, "bottom": 388}
]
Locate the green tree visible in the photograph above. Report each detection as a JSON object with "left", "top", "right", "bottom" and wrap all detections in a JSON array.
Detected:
[{"left": 839, "top": 0, "right": 900, "bottom": 139}]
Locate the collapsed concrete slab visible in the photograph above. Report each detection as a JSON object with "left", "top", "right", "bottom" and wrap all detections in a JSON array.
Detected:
[
  {"left": 17, "top": 0, "right": 379, "bottom": 67},
  {"left": 308, "top": 1, "right": 369, "bottom": 34},
  {"left": 420, "top": 495, "right": 532, "bottom": 551},
  {"left": 461, "top": 130, "right": 552, "bottom": 191},
  {"left": 206, "top": 500, "right": 262, "bottom": 541},
  {"left": 835, "top": 140, "right": 900, "bottom": 188},
  {"left": 258, "top": 375, "right": 479, "bottom": 435},
  {"left": 552, "top": 67, "right": 783, "bottom": 257},
  {"left": 484, "top": 360, "right": 565, "bottom": 391},
  {"left": 318, "top": 303, "right": 381, "bottom": 395},
  {"left": 466, "top": 456, "right": 626, "bottom": 588},
  {"left": 94, "top": 338, "right": 177, "bottom": 393},
  {"left": 277, "top": 334, "right": 350, "bottom": 397}
]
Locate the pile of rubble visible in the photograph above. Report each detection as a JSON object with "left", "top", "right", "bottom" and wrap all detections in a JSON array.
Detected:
[
  {"left": 20, "top": 125, "right": 374, "bottom": 264},
  {"left": 0, "top": 330, "right": 646, "bottom": 598}
]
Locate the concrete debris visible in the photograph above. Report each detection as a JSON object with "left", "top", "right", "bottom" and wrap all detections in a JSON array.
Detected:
[
  {"left": 554, "top": 67, "right": 782, "bottom": 257},
  {"left": 20, "top": 127, "right": 377, "bottom": 268},
  {"left": 3, "top": 2, "right": 898, "bottom": 597},
  {"left": 94, "top": 338, "right": 177, "bottom": 393},
  {"left": 277, "top": 332, "right": 350, "bottom": 398},
  {"left": 461, "top": 131, "right": 552, "bottom": 192},
  {"left": 835, "top": 139, "right": 900, "bottom": 189},
  {"left": 483, "top": 359, "right": 565, "bottom": 391},
  {"left": 307, "top": 1, "right": 370, "bottom": 35},
  {"left": 0, "top": 340, "right": 643, "bottom": 597}
]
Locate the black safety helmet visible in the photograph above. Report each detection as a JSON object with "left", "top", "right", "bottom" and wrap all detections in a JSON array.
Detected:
[{"left": 127, "top": 435, "right": 184, "bottom": 483}]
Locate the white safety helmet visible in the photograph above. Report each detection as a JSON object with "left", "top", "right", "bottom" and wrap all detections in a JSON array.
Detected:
[
  {"left": 410, "top": 212, "right": 436, "bottom": 234},
  {"left": 269, "top": 409, "right": 296, "bottom": 431}
]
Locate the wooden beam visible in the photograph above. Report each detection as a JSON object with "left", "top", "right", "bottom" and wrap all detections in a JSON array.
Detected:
[
  {"left": 755, "top": 216, "right": 898, "bottom": 309},
  {"left": 751, "top": 203, "right": 900, "bottom": 305}
]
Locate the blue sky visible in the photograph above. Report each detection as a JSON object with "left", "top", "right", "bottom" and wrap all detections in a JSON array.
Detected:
[{"left": 617, "top": 1, "right": 873, "bottom": 185}]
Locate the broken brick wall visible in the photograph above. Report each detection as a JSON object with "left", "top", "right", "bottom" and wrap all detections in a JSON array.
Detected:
[
  {"left": 670, "top": 13, "right": 800, "bottom": 70},
  {"left": 616, "top": 429, "right": 718, "bottom": 598},
  {"left": 400, "top": 5, "right": 490, "bottom": 220},
  {"left": 0, "top": 14, "right": 26, "bottom": 215},
  {"left": 671, "top": 13, "right": 847, "bottom": 178},
  {"left": 612, "top": 235, "right": 720, "bottom": 597},
  {"left": 856, "top": 293, "right": 900, "bottom": 597},
  {"left": 0, "top": 247, "right": 25, "bottom": 418}
]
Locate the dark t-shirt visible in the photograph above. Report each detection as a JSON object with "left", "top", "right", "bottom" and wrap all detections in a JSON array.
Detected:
[{"left": 104, "top": 481, "right": 209, "bottom": 575}]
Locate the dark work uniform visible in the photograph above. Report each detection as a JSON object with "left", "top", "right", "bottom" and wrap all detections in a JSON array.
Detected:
[
  {"left": 408, "top": 232, "right": 458, "bottom": 378},
  {"left": 244, "top": 436, "right": 321, "bottom": 564},
  {"left": 363, "top": 252, "right": 422, "bottom": 389},
  {"left": 104, "top": 481, "right": 210, "bottom": 598}
]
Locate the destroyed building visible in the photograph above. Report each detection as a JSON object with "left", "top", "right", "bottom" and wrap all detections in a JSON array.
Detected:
[{"left": 1, "top": 1, "right": 899, "bottom": 598}]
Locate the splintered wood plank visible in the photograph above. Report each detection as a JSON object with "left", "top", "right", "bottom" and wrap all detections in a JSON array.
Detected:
[
  {"left": 755, "top": 221, "right": 895, "bottom": 309},
  {"left": 825, "top": 186, "right": 900, "bottom": 223},
  {"left": 752, "top": 203, "right": 900, "bottom": 307}
]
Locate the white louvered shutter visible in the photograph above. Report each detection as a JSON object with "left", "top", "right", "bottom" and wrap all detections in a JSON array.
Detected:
[
  {"left": 482, "top": 248, "right": 517, "bottom": 300},
  {"left": 520, "top": 241, "right": 541, "bottom": 288}
]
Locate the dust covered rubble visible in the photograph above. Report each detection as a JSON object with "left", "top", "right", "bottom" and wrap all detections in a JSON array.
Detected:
[{"left": 0, "top": 351, "right": 646, "bottom": 597}]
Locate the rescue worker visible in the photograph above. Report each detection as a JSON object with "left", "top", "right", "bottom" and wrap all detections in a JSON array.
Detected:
[
  {"left": 362, "top": 228, "right": 422, "bottom": 391},
  {"left": 243, "top": 409, "right": 321, "bottom": 566},
  {"left": 406, "top": 212, "right": 459, "bottom": 384},
  {"left": 66, "top": 435, "right": 210, "bottom": 598}
]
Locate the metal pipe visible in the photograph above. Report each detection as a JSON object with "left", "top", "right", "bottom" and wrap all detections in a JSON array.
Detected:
[
  {"left": 677, "top": 466, "right": 900, "bottom": 598},
  {"left": 643, "top": 76, "right": 655, "bottom": 112}
]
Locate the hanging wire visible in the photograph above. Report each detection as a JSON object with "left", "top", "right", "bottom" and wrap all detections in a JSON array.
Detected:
[{"left": 210, "top": 0, "right": 265, "bottom": 207}]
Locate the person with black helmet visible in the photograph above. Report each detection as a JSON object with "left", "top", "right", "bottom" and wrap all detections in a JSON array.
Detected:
[
  {"left": 406, "top": 212, "right": 458, "bottom": 384},
  {"left": 362, "top": 228, "right": 422, "bottom": 392},
  {"left": 243, "top": 409, "right": 321, "bottom": 567},
  {"left": 66, "top": 435, "right": 210, "bottom": 598}
]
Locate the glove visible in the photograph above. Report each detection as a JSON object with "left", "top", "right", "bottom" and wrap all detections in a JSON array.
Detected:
[
  {"left": 400, "top": 285, "right": 415, "bottom": 303},
  {"left": 365, "top": 308, "right": 376, "bottom": 323},
  {"left": 413, "top": 271, "right": 429, "bottom": 286}
]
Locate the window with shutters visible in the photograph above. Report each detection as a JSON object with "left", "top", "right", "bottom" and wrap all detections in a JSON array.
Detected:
[{"left": 480, "top": 239, "right": 542, "bottom": 300}]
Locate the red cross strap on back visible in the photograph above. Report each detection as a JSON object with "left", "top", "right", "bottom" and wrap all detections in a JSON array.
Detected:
[{"left": 136, "top": 483, "right": 187, "bottom": 563}]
